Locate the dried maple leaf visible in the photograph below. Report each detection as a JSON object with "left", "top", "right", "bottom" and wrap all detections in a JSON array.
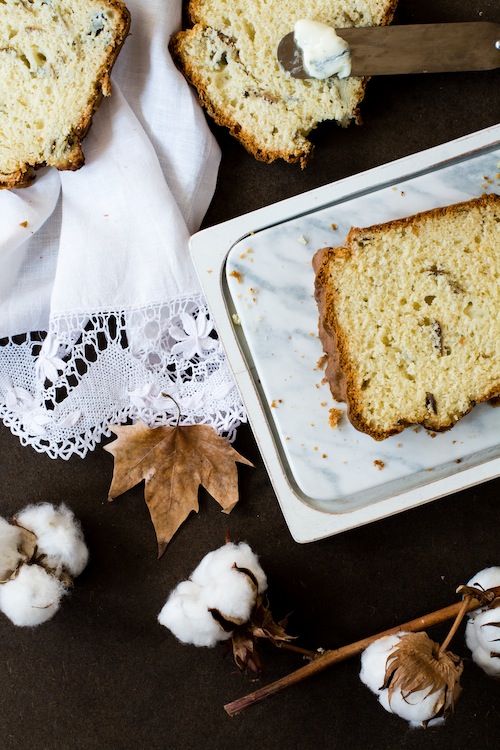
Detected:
[
  {"left": 105, "top": 421, "right": 253, "bottom": 556},
  {"left": 382, "top": 631, "right": 463, "bottom": 725}
]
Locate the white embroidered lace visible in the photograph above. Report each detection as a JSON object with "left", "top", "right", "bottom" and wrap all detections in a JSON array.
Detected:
[{"left": 0, "top": 295, "right": 246, "bottom": 460}]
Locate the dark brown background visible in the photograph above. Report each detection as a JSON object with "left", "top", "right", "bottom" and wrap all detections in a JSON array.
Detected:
[{"left": 1, "top": 1, "right": 499, "bottom": 748}]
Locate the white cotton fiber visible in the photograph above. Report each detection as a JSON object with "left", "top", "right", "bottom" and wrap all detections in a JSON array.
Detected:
[
  {"left": 0, "top": 563, "right": 66, "bottom": 626},
  {"left": 378, "top": 684, "right": 446, "bottom": 728},
  {"left": 464, "top": 567, "right": 500, "bottom": 678},
  {"left": 201, "top": 567, "right": 257, "bottom": 624},
  {"left": 16, "top": 503, "right": 89, "bottom": 577},
  {"left": 359, "top": 633, "right": 403, "bottom": 695},
  {"left": 466, "top": 566, "right": 500, "bottom": 593},
  {"left": 360, "top": 631, "right": 446, "bottom": 728},
  {"left": 159, "top": 541, "right": 269, "bottom": 647},
  {"left": 0, "top": 517, "right": 24, "bottom": 581},
  {"left": 158, "top": 579, "right": 232, "bottom": 647},
  {"left": 190, "top": 542, "right": 267, "bottom": 594}
]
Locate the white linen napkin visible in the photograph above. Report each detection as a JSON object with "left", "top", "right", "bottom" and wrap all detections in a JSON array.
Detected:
[{"left": 0, "top": 0, "right": 245, "bottom": 459}]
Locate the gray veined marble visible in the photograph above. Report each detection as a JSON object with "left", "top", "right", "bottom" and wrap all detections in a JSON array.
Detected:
[{"left": 225, "top": 146, "right": 500, "bottom": 513}]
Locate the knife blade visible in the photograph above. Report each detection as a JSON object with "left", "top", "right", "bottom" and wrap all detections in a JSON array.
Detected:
[{"left": 277, "top": 22, "right": 500, "bottom": 78}]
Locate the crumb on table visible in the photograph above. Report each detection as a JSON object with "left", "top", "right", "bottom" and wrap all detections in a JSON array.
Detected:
[{"left": 374, "top": 459, "right": 385, "bottom": 470}]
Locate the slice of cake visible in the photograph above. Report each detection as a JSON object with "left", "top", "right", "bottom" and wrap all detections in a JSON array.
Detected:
[
  {"left": 313, "top": 193, "right": 500, "bottom": 440},
  {"left": 170, "top": 0, "right": 398, "bottom": 167},
  {"left": 0, "top": 0, "right": 130, "bottom": 189}
]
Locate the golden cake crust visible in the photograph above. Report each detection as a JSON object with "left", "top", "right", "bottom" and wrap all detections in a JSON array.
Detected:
[
  {"left": 0, "top": 0, "right": 131, "bottom": 189},
  {"left": 314, "top": 194, "right": 500, "bottom": 440}
]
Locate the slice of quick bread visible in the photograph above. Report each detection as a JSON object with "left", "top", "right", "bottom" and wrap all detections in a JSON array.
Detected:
[
  {"left": 170, "top": 0, "right": 398, "bottom": 167},
  {"left": 313, "top": 194, "right": 500, "bottom": 440},
  {"left": 0, "top": 0, "right": 130, "bottom": 189}
]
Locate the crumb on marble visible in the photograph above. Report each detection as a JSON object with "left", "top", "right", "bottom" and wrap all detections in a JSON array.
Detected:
[
  {"left": 298, "top": 235, "right": 308, "bottom": 245},
  {"left": 328, "top": 408, "right": 342, "bottom": 429},
  {"left": 270, "top": 399, "right": 283, "bottom": 408},
  {"left": 19, "top": 220, "right": 28, "bottom": 227},
  {"left": 229, "top": 269, "right": 243, "bottom": 283},
  {"left": 374, "top": 459, "right": 385, "bottom": 470},
  {"left": 331, "top": 223, "right": 338, "bottom": 231},
  {"left": 315, "top": 354, "right": 328, "bottom": 371}
]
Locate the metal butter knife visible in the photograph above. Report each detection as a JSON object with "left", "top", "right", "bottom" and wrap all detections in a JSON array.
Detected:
[{"left": 277, "top": 22, "right": 500, "bottom": 78}]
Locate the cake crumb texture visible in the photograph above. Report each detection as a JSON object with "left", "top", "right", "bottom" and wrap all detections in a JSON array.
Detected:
[
  {"left": 314, "top": 194, "right": 500, "bottom": 440},
  {"left": 170, "top": 0, "right": 398, "bottom": 166},
  {"left": 0, "top": 0, "right": 130, "bottom": 189}
]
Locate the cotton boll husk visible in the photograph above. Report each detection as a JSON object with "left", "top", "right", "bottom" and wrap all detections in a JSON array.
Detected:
[
  {"left": 378, "top": 684, "right": 446, "bottom": 728},
  {"left": 191, "top": 542, "right": 267, "bottom": 594},
  {"left": 0, "top": 564, "right": 66, "bottom": 626},
  {"left": 158, "top": 580, "right": 232, "bottom": 647},
  {"left": 201, "top": 567, "right": 257, "bottom": 624},
  {"left": 359, "top": 633, "right": 407, "bottom": 695},
  {"left": 15, "top": 503, "right": 88, "bottom": 577},
  {"left": 466, "top": 566, "right": 500, "bottom": 592},
  {"left": 0, "top": 518, "right": 24, "bottom": 581}
]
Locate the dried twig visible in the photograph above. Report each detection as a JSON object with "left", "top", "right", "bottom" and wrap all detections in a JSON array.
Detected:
[{"left": 224, "top": 586, "right": 500, "bottom": 716}]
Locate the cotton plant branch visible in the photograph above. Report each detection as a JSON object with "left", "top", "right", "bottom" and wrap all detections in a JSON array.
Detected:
[{"left": 224, "top": 584, "right": 500, "bottom": 716}]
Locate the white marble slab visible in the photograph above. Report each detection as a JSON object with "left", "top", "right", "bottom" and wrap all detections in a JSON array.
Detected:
[
  {"left": 225, "top": 145, "right": 500, "bottom": 512},
  {"left": 190, "top": 125, "right": 500, "bottom": 541}
]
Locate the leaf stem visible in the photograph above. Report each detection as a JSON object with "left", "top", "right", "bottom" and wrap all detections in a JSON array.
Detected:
[
  {"left": 161, "top": 392, "right": 181, "bottom": 427},
  {"left": 224, "top": 588, "right": 500, "bottom": 717}
]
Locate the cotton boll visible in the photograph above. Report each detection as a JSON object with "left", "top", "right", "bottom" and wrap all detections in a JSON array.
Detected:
[
  {"left": 16, "top": 503, "right": 88, "bottom": 577},
  {"left": 465, "top": 608, "right": 500, "bottom": 678},
  {"left": 201, "top": 567, "right": 258, "bottom": 624},
  {"left": 359, "top": 633, "right": 404, "bottom": 695},
  {"left": 464, "top": 566, "right": 500, "bottom": 678},
  {"left": 158, "top": 580, "right": 232, "bottom": 647},
  {"left": 360, "top": 632, "right": 447, "bottom": 728},
  {"left": 0, "top": 564, "right": 66, "bottom": 627},
  {"left": 191, "top": 542, "right": 267, "bottom": 594},
  {"left": 0, "top": 518, "right": 24, "bottom": 581}
]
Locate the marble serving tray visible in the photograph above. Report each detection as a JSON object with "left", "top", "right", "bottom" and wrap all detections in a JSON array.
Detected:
[{"left": 190, "top": 125, "right": 500, "bottom": 543}]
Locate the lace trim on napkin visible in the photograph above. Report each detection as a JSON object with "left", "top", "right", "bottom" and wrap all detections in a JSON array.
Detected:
[{"left": 0, "top": 293, "right": 246, "bottom": 460}]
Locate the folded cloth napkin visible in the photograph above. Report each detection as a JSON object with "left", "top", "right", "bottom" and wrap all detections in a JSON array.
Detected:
[{"left": 0, "top": 0, "right": 245, "bottom": 459}]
